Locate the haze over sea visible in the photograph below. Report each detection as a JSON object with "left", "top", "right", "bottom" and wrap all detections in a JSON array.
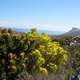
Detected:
[{"left": 12, "top": 28, "right": 63, "bottom": 35}]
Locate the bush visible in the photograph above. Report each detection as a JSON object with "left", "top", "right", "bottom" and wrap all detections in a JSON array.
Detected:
[{"left": 0, "top": 28, "right": 68, "bottom": 80}]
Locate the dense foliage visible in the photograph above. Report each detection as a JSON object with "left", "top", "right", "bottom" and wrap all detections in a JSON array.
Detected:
[
  {"left": 53, "top": 36, "right": 80, "bottom": 79},
  {"left": 0, "top": 28, "right": 68, "bottom": 80}
]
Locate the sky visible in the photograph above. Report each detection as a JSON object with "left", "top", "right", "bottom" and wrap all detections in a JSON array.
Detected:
[{"left": 0, "top": 0, "right": 80, "bottom": 32}]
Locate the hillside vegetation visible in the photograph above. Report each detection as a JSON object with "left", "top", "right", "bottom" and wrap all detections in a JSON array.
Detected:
[{"left": 0, "top": 28, "right": 68, "bottom": 80}]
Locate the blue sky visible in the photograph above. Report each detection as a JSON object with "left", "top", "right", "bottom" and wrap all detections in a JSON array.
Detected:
[{"left": 0, "top": 0, "right": 80, "bottom": 31}]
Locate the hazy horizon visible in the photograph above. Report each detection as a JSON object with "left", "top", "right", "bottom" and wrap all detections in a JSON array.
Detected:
[{"left": 0, "top": 0, "right": 80, "bottom": 32}]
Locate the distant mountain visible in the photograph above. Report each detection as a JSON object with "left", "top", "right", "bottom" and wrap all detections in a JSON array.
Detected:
[{"left": 59, "top": 27, "right": 80, "bottom": 37}]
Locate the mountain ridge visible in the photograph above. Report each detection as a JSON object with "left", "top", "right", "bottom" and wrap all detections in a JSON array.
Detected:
[{"left": 59, "top": 27, "right": 80, "bottom": 37}]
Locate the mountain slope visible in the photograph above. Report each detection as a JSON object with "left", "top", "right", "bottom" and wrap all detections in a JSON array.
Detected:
[{"left": 60, "top": 27, "right": 80, "bottom": 37}]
